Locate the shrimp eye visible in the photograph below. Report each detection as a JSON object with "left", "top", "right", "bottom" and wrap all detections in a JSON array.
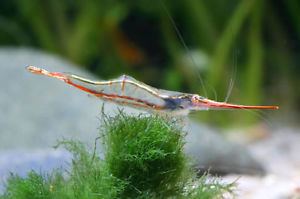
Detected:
[
  {"left": 191, "top": 95, "right": 206, "bottom": 105},
  {"left": 191, "top": 95, "right": 200, "bottom": 103}
]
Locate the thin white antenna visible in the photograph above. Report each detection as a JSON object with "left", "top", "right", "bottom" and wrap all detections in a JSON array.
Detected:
[
  {"left": 240, "top": 108, "right": 274, "bottom": 128},
  {"left": 159, "top": 0, "right": 208, "bottom": 98},
  {"left": 224, "top": 48, "right": 238, "bottom": 102}
]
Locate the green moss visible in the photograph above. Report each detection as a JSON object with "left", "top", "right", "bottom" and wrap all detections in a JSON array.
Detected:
[
  {"left": 0, "top": 112, "right": 234, "bottom": 199},
  {"left": 55, "top": 140, "right": 126, "bottom": 199},
  {"left": 2, "top": 171, "right": 59, "bottom": 199},
  {"left": 1, "top": 140, "right": 126, "bottom": 199},
  {"left": 185, "top": 174, "right": 235, "bottom": 199},
  {"left": 102, "top": 113, "right": 190, "bottom": 198}
]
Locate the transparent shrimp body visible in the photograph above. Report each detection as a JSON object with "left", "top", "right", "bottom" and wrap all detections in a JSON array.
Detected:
[{"left": 26, "top": 66, "right": 278, "bottom": 115}]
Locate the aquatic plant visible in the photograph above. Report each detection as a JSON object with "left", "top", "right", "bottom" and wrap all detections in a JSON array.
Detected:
[{"left": 0, "top": 112, "right": 234, "bottom": 198}]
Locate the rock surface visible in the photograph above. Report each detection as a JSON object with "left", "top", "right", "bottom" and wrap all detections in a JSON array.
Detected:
[
  {"left": 0, "top": 47, "right": 264, "bottom": 189},
  {"left": 224, "top": 127, "right": 300, "bottom": 199}
]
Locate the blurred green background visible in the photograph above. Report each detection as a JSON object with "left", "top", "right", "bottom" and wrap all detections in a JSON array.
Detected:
[{"left": 1, "top": 0, "right": 299, "bottom": 126}]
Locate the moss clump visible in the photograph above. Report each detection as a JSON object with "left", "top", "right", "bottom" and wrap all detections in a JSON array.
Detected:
[
  {"left": 0, "top": 112, "right": 234, "bottom": 199},
  {"left": 1, "top": 141, "right": 126, "bottom": 199},
  {"left": 103, "top": 114, "right": 189, "bottom": 198},
  {"left": 2, "top": 171, "right": 64, "bottom": 199},
  {"left": 56, "top": 140, "right": 126, "bottom": 199}
]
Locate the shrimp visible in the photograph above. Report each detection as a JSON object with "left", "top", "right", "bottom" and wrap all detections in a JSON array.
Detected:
[{"left": 26, "top": 66, "right": 279, "bottom": 116}]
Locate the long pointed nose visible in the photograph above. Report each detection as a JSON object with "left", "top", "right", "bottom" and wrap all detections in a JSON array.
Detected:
[{"left": 198, "top": 98, "right": 279, "bottom": 110}]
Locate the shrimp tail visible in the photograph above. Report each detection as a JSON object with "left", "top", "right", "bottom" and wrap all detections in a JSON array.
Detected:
[{"left": 26, "top": 66, "right": 69, "bottom": 82}]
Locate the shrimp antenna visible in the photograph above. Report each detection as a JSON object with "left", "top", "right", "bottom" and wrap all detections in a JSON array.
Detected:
[
  {"left": 224, "top": 48, "right": 238, "bottom": 102},
  {"left": 158, "top": 0, "right": 208, "bottom": 98}
]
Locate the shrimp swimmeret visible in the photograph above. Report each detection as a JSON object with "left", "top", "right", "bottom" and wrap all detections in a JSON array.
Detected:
[{"left": 26, "top": 66, "right": 279, "bottom": 115}]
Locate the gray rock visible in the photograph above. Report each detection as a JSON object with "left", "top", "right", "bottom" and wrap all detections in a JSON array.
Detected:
[
  {"left": 0, "top": 47, "right": 105, "bottom": 149},
  {"left": 0, "top": 47, "right": 264, "bottom": 183},
  {"left": 0, "top": 149, "right": 71, "bottom": 192},
  {"left": 185, "top": 122, "right": 265, "bottom": 175}
]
